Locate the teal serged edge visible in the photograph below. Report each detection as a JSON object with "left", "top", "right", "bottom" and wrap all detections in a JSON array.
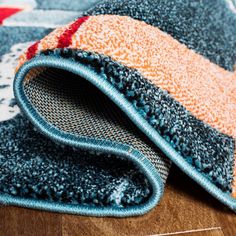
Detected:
[{"left": 9, "top": 55, "right": 236, "bottom": 216}]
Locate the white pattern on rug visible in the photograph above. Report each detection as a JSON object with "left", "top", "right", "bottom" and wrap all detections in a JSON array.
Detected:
[{"left": 0, "top": 42, "right": 33, "bottom": 121}]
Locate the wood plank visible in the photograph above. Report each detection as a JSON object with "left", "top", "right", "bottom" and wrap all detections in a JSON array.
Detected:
[
  {"left": 215, "top": 208, "right": 236, "bottom": 236},
  {"left": 0, "top": 205, "right": 62, "bottom": 236}
]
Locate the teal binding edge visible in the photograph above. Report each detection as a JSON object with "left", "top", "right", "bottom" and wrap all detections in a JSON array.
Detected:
[
  {"left": 9, "top": 56, "right": 164, "bottom": 217},
  {"left": 12, "top": 55, "right": 236, "bottom": 215}
]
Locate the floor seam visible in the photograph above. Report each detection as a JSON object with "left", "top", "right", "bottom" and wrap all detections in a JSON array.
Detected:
[{"left": 150, "top": 226, "right": 222, "bottom": 236}]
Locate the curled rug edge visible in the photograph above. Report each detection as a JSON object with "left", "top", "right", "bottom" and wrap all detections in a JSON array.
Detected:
[
  {"left": 0, "top": 115, "right": 164, "bottom": 217},
  {"left": 13, "top": 52, "right": 236, "bottom": 214},
  {"left": 0, "top": 54, "right": 170, "bottom": 217},
  {"left": 6, "top": 54, "right": 169, "bottom": 217}
]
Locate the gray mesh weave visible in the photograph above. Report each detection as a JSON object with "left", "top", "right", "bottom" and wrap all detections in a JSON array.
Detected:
[{"left": 24, "top": 68, "right": 171, "bottom": 182}]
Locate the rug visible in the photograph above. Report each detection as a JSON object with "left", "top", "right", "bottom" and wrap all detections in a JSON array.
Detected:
[{"left": 0, "top": 0, "right": 236, "bottom": 217}]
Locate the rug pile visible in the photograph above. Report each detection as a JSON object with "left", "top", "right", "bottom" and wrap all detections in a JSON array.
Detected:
[{"left": 0, "top": 0, "right": 236, "bottom": 216}]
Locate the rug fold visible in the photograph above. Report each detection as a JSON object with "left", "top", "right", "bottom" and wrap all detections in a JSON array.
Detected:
[{"left": 1, "top": 0, "right": 236, "bottom": 216}]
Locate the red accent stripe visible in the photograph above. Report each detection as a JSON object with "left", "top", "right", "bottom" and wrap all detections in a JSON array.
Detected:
[
  {"left": 0, "top": 8, "right": 22, "bottom": 24},
  {"left": 26, "top": 41, "right": 40, "bottom": 60},
  {"left": 57, "top": 16, "right": 89, "bottom": 48}
]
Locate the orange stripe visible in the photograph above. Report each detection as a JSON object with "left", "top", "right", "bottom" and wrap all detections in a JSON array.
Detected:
[
  {"left": 18, "top": 15, "right": 236, "bottom": 138},
  {"left": 72, "top": 15, "right": 236, "bottom": 139}
]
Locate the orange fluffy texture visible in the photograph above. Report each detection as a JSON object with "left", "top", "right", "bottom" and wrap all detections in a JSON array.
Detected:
[
  {"left": 72, "top": 15, "right": 236, "bottom": 138},
  {"left": 18, "top": 15, "right": 236, "bottom": 139},
  {"left": 17, "top": 15, "right": 236, "bottom": 195}
]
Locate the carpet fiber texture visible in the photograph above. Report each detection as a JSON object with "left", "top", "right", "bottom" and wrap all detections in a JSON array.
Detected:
[{"left": 0, "top": 0, "right": 236, "bottom": 216}]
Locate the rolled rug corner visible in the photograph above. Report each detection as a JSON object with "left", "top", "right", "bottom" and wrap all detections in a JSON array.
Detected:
[
  {"left": 1, "top": 0, "right": 236, "bottom": 216},
  {"left": 12, "top": 37, "right": 172, "bottom": 217}
]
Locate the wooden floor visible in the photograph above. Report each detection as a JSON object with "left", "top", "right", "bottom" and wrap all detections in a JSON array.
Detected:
[{"left": 0, "top": 165, "right": 235, "bottom": 236}]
